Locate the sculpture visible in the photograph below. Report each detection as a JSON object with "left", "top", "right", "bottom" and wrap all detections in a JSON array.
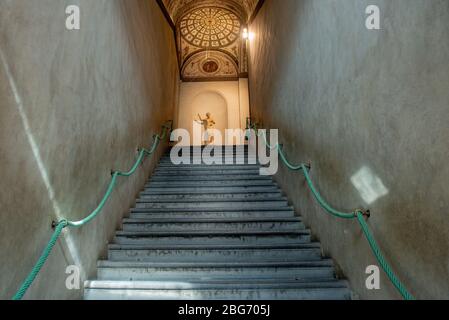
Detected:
[{"left": 196, "top": 113, "right": 216, "bottom": 145}]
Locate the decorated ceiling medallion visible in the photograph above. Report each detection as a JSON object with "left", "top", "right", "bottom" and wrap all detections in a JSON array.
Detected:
[
  {"left": 179, "top": 7, "right": 241, "bottom": 49},
  {"left": 202, "top": 60, "right": 220, "bottom": 73}
]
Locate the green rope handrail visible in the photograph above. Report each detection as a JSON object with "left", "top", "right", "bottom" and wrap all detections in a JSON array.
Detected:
[
  {"left": 12, "top": 121, "right": 172, "bottom": 300},
  {"left": 249, "top": 122, "right": 415, "bottom": 300}
]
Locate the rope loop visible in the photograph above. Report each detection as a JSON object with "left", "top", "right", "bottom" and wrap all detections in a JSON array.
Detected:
[
  {"left": 51, "top": 219, "right": 68, "bottom": 230},
  {"left": 355, "top": 209, "right": 371, "bottom": 219}
]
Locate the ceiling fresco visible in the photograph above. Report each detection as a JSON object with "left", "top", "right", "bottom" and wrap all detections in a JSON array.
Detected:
[
  {"left": 162, "top": 0, "right": 260, "bottom": 23},
  {"left": 179, "top": 8, "right": 241, "bottom": 49},
  {"left": 182, "top": 50, "right": 239, "bottom": 81},
  {"left": 161, "top": 0, "right": 260, "bottom": 81}
]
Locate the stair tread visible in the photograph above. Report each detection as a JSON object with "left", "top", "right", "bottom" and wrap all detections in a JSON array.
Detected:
[
  {"left": 123, "top": 217, "right": 301, "bottom": 223},
  {"left": 85, "top": 279, "right": 348, "bottom": 290},
  {"left": 140, "top": 190, "right": 281, "bottom": 195},
  {"left": 109, "top": 243, "right": 321, "bottom": 250},
  {"left": 135, "top": 198, "right": 287, "bottom": 203},
  {"left": 97, "top": 260, "right": 334, "bottom": 268},
  {"left": 130, "top": 207, "right": 295, "bottom": 213},
  {"left": 115, "top": 230, "right": 311, "bottom": 236}
]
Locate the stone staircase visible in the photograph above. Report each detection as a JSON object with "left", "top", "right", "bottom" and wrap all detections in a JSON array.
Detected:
[{"left": 84, "top": 147, "right": 351, "bottom": 300}]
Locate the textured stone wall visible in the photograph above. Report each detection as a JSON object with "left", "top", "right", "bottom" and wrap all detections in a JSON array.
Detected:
[
  {"left": 248, "top": 0, "right": 449, "bottom": 299},
  {"left": 0, "top": 0, "right": 178, "bottom": 299}
]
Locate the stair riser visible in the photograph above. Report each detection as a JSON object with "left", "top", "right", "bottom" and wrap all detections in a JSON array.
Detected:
[
  {"left": 163, "top": 153, "right": 254, "bottom": 156},
  {"left": 108, "top": 249, "right": 323, "bottom": 263},
  {"left": 159, "top": 161, "right": 260, "bottom": 167},
  {"left": 161, "top": 153, "right": 254, "bottom": 156},
  {"left": 160, "top": 155, "right": 255, "bottom": 160},
  {"left": 122, "top": 222, "right": 305, "bottom": 232},
  {"left": 155, "top": 163, "right": 261, "bottom": 173},
  {"left": 114, "top": 234, "right": 311, "bottom": 245},
  {"left": 130, "top": 211, "right": 295, "bottom": 219},
  {"left": 134, "top": 201, "right": 289, "bottom": 210},
  {"left": 154, "top": 170, "right": 262, "bottom": 175},
  {"left": 85, "top": 280, "right": 348, "bottom": 290},
  {"left": 161, "top": 154, "right": 255, "bottom": 158},
  {"left": 150, "top": 176, "right": 269, "bottom": 182},
  {"left": 165, "top": 147, "right": 251, "bottom": 151},
  {"left": 138, "top": 193, "right": 284, "bottom": 201},
  {"left": 97, "top": 267, "right": 335, "bottom": 281},
  {"left": 146, "top": 181, "right": 275, "bottom": 187},
  {"left": 141, "top": 187, "right": 280, "bottom": 195},
  {"left": 84, "top": 288, "right": 350, "bottom": 300}
]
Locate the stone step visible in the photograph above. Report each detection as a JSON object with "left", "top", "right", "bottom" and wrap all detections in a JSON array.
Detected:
[
  {"left": 158, "top": 161, "right": 259, "bottom": 166},
  {"left": 138, "top": 193, "right": 284, "bottom": 202},
  {"left": 108, "top": 244, "right": 323, "bottom": 262},
  {"left": 154, "top": 169, "right": 261, "bottom": 175},
  {"left": 96, "top": 261, "right": 335, "bottom": 281},
  {"left": 163, "top": 156, "right": 256, "bottom": 160},
  {"left": 150, "top": 175, "right": 270, "bottom": 182},
  {"left": 134, "top": 200, "right": 290, "bottom": 210},
  {"left": 164, "top": 148, "right": 252, "bottom": 153},
  {"left": 122, "top": 219, "right": 305, "bottom": 232},
  {"left": 159, "top": 157, "right": 258, "bottom": 163},
  {"left": 113, "top": 230, "right": 311, "bottom": 245},
  {"left": 140, "top": 186, "right": 280, "bottom": 195},
  {"left": 155, "top": 165, "right": 261, "bottom": 170},
  {"left": 146, "top": 180, "right": 276, "bottom": 187},
  {"left": 84, "top": 280, "right": 351, "bottom": 300},
  {"left": 165, "top": 145, "right": 251, "bottom": 151},
  {"left": 129, "top": 210, "right": 296, "bottom": 219},
  {"left": 153, "top": 170, "right": 263, "bottom": 176},
  {"left": 153, "top": 167, "right": 260, "bottom": 176},
  {"left": 130, "top": 206, "right": 295, "bottom": 213},
  {"left": 160, "top": 154, "right": 254, "bottom": 159},
  {"left": 164, "top": 150, "right": 252, "bottom": 155}
]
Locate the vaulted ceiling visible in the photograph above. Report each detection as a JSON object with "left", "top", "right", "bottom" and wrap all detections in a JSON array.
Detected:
[
  {"left": 162, "top": 0, "right": 260, "bottom": 23},
  {"left": 161, "top": 0, "right": 262, "bottom": 81}
]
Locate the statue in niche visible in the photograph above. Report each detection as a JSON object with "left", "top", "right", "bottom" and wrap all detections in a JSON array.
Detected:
[{"left": 196, "top": 113, "right": 216, "bottom": 145}]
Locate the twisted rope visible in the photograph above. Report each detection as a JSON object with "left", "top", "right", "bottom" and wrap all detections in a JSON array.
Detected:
[
  {"left": 12, "top": 121, "right": 172, "bottom": 300},
  {"left": 249, "top": 123, "right": 414, "bottom": 300}
]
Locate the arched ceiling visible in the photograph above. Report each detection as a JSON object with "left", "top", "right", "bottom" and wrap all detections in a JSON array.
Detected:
[
  {"left": 160, "top": 0, "right": 261, "bottom": 81},
  {"left": 162, "top": 0, "right": 260, "bottom": 24},
  {"left": 179, "top": 7, "right": 241, "bottom": 49}
]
